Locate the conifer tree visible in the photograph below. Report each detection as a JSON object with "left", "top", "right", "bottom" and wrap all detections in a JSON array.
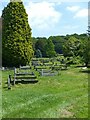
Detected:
[{"left": 2, "top": 0, "right": 34, "bottom": 67}]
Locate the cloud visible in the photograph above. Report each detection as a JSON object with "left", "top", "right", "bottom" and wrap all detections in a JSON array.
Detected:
[
  {"left": 67, "top": 5, "right": 88, "bottom": 18},
  {"left": 25, "top": 1, "right": 62, "bottom": 30},
  {"left": 67, "top": 6, "right": 80, "bottom": 12},
  {"left": 74, "top": 8, "right": 88, "bottom": 18}
]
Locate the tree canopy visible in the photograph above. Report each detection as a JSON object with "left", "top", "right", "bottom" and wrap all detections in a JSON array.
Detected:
[
  {"left": 63, "top": 36, "right": 81, "bottom": 57},
  {"left": 45, "top": 39, "right": 56, "bottom": 57},
  {"left": 32, "top": 33, "right": 89, "bottom": 66},
  {"left": 2, "top": 1, "right": 34, "bottom": 67}
]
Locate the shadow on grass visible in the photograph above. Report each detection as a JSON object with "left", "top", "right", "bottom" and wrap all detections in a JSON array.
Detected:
[
  {"left": 5, "top": 80, "right": 38, "bottom": 84},
  {"left": 15, "top": 80, "right": 38, "bottom": 84},
  {"left": 79, "top": 70, "right": 90, "bottom": 74},
  {"left": 3, "top": 80, "right": 38, "bottom": 89}
]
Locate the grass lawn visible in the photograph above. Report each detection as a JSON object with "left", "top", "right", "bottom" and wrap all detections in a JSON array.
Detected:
[{"left": 2, "top": 66, "right": 88, "bottom": 118}]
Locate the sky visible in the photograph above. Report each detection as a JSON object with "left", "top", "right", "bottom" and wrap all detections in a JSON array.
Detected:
[{"left": 0, "top": 0, "right": 89, "bottom": 38}]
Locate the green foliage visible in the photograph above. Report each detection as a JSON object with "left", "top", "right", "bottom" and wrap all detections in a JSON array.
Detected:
[
  {"left": 35, "top": 49, "right": 42, "bottom": 58},
  {"left": 35, "top": 37, "right": 47, "bottom": 57},
  {"left": 2, "top": 1, "right": 34, "bottom": 67},
  {"left": 63, "top": 36, "right": 81, "bottom": 57},
  {"left": 45, "top": 39, "right": 56, "bottom": 57},
  {"left": 83, "top": 37, "right": 90, "bottom": 66},
  {"left": 32, "top": 37, "right": 38, "bottom": 52},
  {"left": 32, "top": 33, "right": 89, "bottom": 66},
  {"left": 48, "top": 36, "right": 65, "bottom": 54},
  {"left": 63, "top": 34, "right": 89, "bottom": 66},
  {"left": 34, "top": 38, "right": 56, "bottom": 58},
  {"left": 66, "top": 56, "right": 83, "bottom": 65}
]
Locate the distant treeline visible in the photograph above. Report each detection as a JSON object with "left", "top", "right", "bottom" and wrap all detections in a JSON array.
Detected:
[
  {"left": 32, "top": 33, "right": 90, "bottom": 66},
  {"left": 32, "top": 34, "right": 86, "bottom": 54}
]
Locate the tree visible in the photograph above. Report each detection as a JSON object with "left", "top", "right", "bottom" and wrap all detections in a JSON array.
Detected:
[
  {"left": 48, "top": 36, "right": 65, "bottom": 54},
  {"left": 35, "top": 37, "right": 47, "bottom": 57},
  {"left": 63, "top": 36, "right": 81, "bottom": 57},
  {"left": 35, "top": 49, "right": 42, "bottom": 58},
  {"left": 32, "top": 37, "right": 38, "bottom": 52},
  {"left": 45, "top": 39, "right": 56, "bottom": 57},
  {"left": 83, "top": 38, "right": 90, "bottom": 66},
  {"left": 2, "top": 1, "right": 34, "bottom": 67}
]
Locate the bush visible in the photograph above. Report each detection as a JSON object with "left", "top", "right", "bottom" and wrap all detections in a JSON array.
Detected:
[{"left": 66, "top": 56, "right": 83, "bottom": 65}]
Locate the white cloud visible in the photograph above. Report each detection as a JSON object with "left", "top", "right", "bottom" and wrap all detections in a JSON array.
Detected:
[
  {"left": 74, "top": 8, "right": 88, "bottom": 18},
  {"left": 25, "top": 1, "right": 62, "bottom": 30},
  {"left": 67, "top": 6, "right": 80, "bottom": 12},
  {"left": 64, "top": 25, "right": 79, "bottom": 29},
  {"left": 67, "top": 5, "right": 88, "bottom": 18}
]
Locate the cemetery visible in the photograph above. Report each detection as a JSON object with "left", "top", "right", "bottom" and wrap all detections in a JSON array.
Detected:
[
  {"left": 0, "top": 0, "right": 89, "bottom": 119},
  {"left": 2, "top": 62, "right": 88, "bottom": 118},
  {"left": 7, "top": 57, "right": 68, "bottom": 89}
]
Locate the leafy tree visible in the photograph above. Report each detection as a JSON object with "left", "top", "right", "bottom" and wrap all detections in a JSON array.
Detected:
[
  {"left": 32, "top": 37, "right": 38, "bottom": 55},
  {"left": 45, "top": 39, "right": 56, "bottom": 57},
  {"left": 83, "top": 39, "right": 90, "bottom": 66},
  {"left": 2, "top": 1, "right": 34, "bottom": 67},
  {"left": 63, "top": 36, "right": 81, "bottom": 57},
  {"left": 77, "top": 38, "right": 87, "bottom": 57},
  {"left": 35, "top": 49, "right": 42, "bottom": 58},
  {"left": 35, "top": 37, "right": 47, "bottom": 57},
  {"left": 48, "top": 36, "right": 65, "bottom": 54}
]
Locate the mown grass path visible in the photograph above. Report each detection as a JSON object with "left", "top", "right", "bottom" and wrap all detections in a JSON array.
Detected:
[{"left": 2, "top": 67, "right": 88, "bottom": 118}]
